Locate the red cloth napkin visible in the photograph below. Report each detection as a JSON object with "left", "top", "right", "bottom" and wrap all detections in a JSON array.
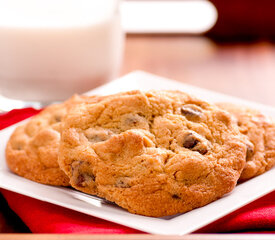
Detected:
[{"left": 1, "top": 108, "right": 275, "bottom": 234}]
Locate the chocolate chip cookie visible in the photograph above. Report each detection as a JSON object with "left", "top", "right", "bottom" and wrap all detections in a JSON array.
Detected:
[
  {"left": 59, "top": 90, "right": 246, "bottom": 217},
  {"left": 217, "top": 103, "right": 275, "bottom": 181},
  {"left": 5, "top": 95, "right": 102, "bottom": 186}
]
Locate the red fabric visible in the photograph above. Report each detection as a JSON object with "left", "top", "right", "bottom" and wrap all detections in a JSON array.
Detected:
[
  {"left": 1, "top": 190, "right": 140, "bottom": 234},
  {"left": 1, "top": 108, "right": 275, "bottom": 234},
  {"left": 0, "top": 108, "right": 41, "bottom": 130}
]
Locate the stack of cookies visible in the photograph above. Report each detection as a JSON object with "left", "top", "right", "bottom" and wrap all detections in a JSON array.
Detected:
[{"left": 5, "top": 90, "right": 275, "bottom": 217}]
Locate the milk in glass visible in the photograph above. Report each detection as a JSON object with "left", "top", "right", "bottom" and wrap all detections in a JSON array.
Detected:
[{"left": 0, "top": 0, "right": 124, "bottom": 101}]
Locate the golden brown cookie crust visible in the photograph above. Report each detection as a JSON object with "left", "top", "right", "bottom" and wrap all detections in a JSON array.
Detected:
[
  {"left": 5, "top": 95, "right": 103, "bottom": 186},
  {"left": 217, "top": 103, "right": 275, "bottom": 181},
  {"left": 59, "top": 90, "right": 246, "bottom": 217},
  {"left": 6, "top": 103, "right": 70, "bottom": 186}
]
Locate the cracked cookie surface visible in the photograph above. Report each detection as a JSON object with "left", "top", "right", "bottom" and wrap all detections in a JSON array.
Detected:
[
  {"left": 5, "top": 95, "right": 102, "bottom": 186},
  {"left": 217, "top": 103, "right": 275, "bottom": 181},
  {"left": 59, "top": 90, "right": 246, "bottom": 216}
]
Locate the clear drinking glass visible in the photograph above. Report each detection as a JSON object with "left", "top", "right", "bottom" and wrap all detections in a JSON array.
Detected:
[{"left": 0, "top": 0, "right": 124, "bottom": 111}]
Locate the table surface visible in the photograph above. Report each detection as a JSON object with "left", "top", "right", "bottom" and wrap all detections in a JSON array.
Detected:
[
  {"left": 121, "top": 35, "right": 275, "bottom": 107},
  {"left": 1, "top": 34, "right": 275, "bottom": 236}
]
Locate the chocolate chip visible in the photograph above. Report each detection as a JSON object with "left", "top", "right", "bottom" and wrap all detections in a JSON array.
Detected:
[
  {"left": 183, "top": 133, "right": 199, "bottom": 149},
  {"left": 121, "top": 114, "right": 149, "bottom": 131},
  {"left": 181, "top": 105, "right": 202, "bottom": 120},
  {"left": 246, "top": 142, "right": 254, "bottom": 160},
  {"left": 85, "top": 129, "right": 112, "bottom": 143},
  {"left": 71, "top": 160, "right": 95, "bottom": 187},
  {"left": 172, "top": 194, "right": 180, "bottom": 199},
  {"left": 181, "top": 132, "right": 208, "bottom": 155},
  {"left": 124, "top": 115, "right": 146, "bottom": 128},
  {"left": 197, "top": 148, "right": 208, "bottom": 155},
  {"left": 76, "top": 174, "right": 85, "bottom": 187},
  {"left": 54, "top": 115, "right": 62, "bottom": 122},
  {"left": 76, "top": 173, "right": 95, "bottom": 187}
]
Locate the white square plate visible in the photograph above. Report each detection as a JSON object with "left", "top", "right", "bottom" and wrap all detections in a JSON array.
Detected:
[{"left": 1, "top": 71, "right": 275, "bottom": 235}]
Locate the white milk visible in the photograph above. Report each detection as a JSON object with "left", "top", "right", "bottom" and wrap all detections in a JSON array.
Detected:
[{"left": 0, "top": 0, "right": 124, "bottom": 101}]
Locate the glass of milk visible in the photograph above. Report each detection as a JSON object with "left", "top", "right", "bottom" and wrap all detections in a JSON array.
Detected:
[{"left": 0, "top": 0, "right": 124, "bottom": 103}]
